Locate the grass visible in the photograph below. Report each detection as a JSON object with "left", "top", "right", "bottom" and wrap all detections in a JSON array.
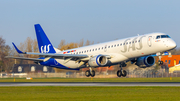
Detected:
[
  {"left": 0, "top": 78, "right": 179, "bottom": 101},
  {"left": 0, "top": 77, "right": 180, "bottom": 82},
  {"left": 0, "top": 86, "right": 180, "bottom": 101}
]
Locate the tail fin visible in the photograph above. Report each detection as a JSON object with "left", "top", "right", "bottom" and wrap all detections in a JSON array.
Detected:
[{"left": 34, "top": 24, "right": 56, "bottom": 53}]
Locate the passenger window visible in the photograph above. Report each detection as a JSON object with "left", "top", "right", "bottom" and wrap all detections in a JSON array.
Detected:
[
  {"left": 102, "top": 47, "right": 103, "bottom": 49},
  {"left": 117, "top": 44, "right": 119, "bottom": 46},
  {"left": 111, "top": 45, "right": 113, "bottom": 47},
  {"left": 114, "top": 45, "right": 116, "bottom": 47},
  {"left": 108, "top": 46, "right": 110, "bottom": 48},
  {"left": 120, "top": 43, "right": 122, "bottom": 46},
  {"left": 93, "top": 49, "right": 94, "bottom": 51},
  {"left": 126, "top": 42, "right": 128, "bottom": 44},
  {"left": 129, "top": 42, "right": 131, "bottom": 44},
  {"left": 99, "top": 48, "right": 100, "bottom": 50}
]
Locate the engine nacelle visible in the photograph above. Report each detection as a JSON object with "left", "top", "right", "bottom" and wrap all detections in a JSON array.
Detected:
[
  {"left": 136, "top": 55, "right": 155, "bottom": 68},
  {"left": 88, "top": 55, "right": 108, "bottom": 67}
]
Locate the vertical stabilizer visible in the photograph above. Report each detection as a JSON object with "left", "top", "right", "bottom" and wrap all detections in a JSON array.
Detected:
[{"left": 34, "top": 24, "right": 56, "bottom": 53}]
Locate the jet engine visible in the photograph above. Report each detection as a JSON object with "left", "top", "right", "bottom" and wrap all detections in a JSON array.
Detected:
[
  {"left": 88, "top": 55, "right": 108, "bottom": 67},
  {"left": 136, "top": 55, "right": 155, "bottom": 68}
]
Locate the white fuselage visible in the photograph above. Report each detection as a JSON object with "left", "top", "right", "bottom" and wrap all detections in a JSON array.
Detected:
[{"left": 54, "top": 33, "right": 176, "bottom": 69}]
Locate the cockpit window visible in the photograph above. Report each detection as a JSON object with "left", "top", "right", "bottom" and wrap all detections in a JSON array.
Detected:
[
  {"left": 161, "top": 35, "right": 170, "bottom": 38},
  {"left": 156, "top": 36, "right": 160, "bottom": 39},
  {"left": 156, "top": 35, "right": 170, "bottom": 39}
]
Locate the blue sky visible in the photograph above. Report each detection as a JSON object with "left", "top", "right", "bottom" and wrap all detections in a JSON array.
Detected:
[{"left": 0, "top": 0, "right": 180, "bottom": 48}]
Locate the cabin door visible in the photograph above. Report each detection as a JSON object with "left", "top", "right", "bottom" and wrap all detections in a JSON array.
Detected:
[{"left": 147, "top": 36, "right": 152, "bottom": 47}]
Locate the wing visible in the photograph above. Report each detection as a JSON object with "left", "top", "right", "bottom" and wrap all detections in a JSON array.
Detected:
[
  {"left": 10, "top": 42, "right": 89, "bottom": 60},
  {"left": 8, "top": 42, "right": 112, "bottom": 66},
  {"left": 23, "top": 52, "right": 89, "bottom": 58},
  {"left": 5, "top": 56, "right": 44, "bottom": 61}
]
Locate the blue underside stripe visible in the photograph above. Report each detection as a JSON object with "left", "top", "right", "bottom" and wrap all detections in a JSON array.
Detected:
[{"left": 39, "top": 58, "right": 79, "bottom": 70}]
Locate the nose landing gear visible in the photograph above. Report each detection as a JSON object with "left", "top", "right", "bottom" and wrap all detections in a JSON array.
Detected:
[{"left": 158, "top": 60, "right": 163, "bottom": 65}]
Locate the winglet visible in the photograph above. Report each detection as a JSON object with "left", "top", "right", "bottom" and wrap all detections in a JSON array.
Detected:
[{"left": 12, "top": 42, "right": 26, "bottom": 54}]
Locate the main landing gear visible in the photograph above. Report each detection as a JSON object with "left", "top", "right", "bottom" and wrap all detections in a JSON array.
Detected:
[
  {"left": 117, "top": 70, "right": 127, "bottom": 77},
  {"left": 85, "top": 68, "right": 95, "bottom": 77},
  {"left": 117, "top": 62, "right": 127, "bottom": 77}
]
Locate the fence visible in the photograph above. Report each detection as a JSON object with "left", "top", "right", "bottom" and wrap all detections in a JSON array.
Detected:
[{"left": 1, "top": 69, "right": 180, "bottom": 78}]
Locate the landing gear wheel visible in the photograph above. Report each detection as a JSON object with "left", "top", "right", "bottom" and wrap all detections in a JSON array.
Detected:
[
  {"left": 90, "top": 70, "right": 95, "bottom": 77},
  {"left": 85, "top": 70, "right": 90, "bottom": 77},
  {"left": 121, "top": 70, "right": 127, "bottom": 77},
  {"left": 158, "top": 60, "right": 163, "bottom": 65},
  {"left": 160, "top": 61, "right": 163, "bottom": 65},
  {"left": 117, "top": 70, "right": 122, "bottom": 77}
]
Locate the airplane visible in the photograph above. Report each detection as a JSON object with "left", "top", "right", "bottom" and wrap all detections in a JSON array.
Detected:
[{"left": 6, "top": 24, "right": 177, "bottom": 77}]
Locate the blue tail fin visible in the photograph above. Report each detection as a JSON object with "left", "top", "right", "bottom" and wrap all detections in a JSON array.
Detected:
[{"left": 34, "top": 24, "right": 56, "bottom": 53}]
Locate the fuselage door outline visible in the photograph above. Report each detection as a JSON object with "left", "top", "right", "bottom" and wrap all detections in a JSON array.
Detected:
[{"left": 147, "top": 36, "right": 152, "bottom": 47}]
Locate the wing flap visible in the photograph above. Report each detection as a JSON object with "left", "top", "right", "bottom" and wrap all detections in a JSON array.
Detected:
[{"left": 5, "top": 56, "right": 44, "bottom": 61}]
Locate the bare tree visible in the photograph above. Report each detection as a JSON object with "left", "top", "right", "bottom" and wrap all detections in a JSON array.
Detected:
[
  {"left": 58, "top": 40, "right": 66, "bottom": 50},
  {"left": 91, "top": 41, "right": 94, "bottom": 45},
  {"left": 33, "top": 39, "right": 38, "bottom": 53},
  {"left": 170, "top": 48, "right": 180, "bottom": 55},
  {"left": 85, "top": 39, "right": 90, "bottom": 46},
  {"left": 25, "top": 37, "right": 33, "bottom": 52},
  {"left": 0, "top": 36, "right": 12, "bottom": 72},
  {"left": 79, "top": 39, "right": 84, "bottom": 47},
  {"left": 60, "top": 42, "right": 79, "bottom": 50},
  {"left": 16, "top": 37, "right": 38, "bottom": 64}
]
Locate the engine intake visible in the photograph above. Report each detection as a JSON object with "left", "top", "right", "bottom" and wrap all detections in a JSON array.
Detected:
[
  {"left": 136, "top": 55, "right": 155, "bottom": 68},
  {"left": 88, "top": 55, "right": 108, "bottom": 67}
]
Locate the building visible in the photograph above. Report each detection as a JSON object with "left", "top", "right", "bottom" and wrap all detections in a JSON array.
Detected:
[
  {"left": 12, "top": 64, "right": 54, "bottom": 73},
  {"left": 169, "top": 64, "right": 180, "bottom": 73},
  {"left": 160, "top": 55, "right": 180, "bottom": 67}
]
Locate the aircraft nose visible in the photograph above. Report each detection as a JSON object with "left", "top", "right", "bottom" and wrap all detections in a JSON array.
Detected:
[{"left": 168, "top": 40, "right": 177, "bottom": 49}]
